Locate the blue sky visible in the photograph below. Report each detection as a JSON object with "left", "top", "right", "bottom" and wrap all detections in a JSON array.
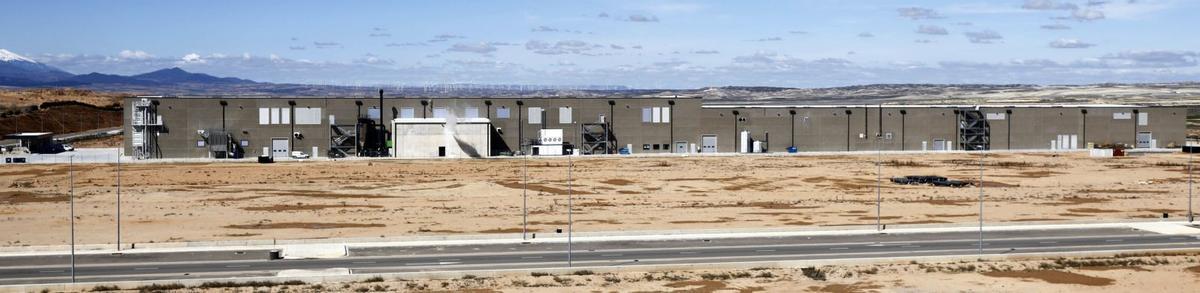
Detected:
[{"left": 2, "top": 0, "right": 1197, "bottom": 88}]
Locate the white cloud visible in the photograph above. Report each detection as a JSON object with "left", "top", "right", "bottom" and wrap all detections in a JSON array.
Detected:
[
  {"left": 964, "top": 30, "right": 1003, "bottom": 44},
  {"left": 117, "top": 50, "right": 153, "bottom": 60},
  {"left": 1071, "top": 8, "right": 1106, "bottom": 21},
  {"left": 1022, "top": 0, "right": 1079, "bottom": 10},
  {"left": 917, "top": 25, "right": 949, "bottom": 35},
  {"left": 179, "top": 53, "right": 205, "bottom": 64},
  {"left": 897, "top": 7, "right": 944, "bottom": 20},
  {"left": 446, "top": 42, "right": 498, "bottom": 54},
  {"left": 626, "top": 14, "right": 660, "bottom": 22},
  {"left": 1040, "top": 24, "right": 1072, "bottom": 30},
  {"left": 1049, "top": 38, "right": 1097, "bottom": 49}
]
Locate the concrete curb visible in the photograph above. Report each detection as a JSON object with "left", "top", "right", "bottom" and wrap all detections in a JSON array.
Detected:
[
  {"left": 4, "top": 246, "right": 1198, "bottom": 293},
  {"left": 1, "top": 220, "right": 1191, "bottom": 257}
]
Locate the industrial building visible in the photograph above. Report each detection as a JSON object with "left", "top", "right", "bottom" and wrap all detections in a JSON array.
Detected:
[{"left": 121, "top": 95, "right": 1186, "bottom": 159}]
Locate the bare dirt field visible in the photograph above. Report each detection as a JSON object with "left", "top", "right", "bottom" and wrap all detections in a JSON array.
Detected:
[
  {"left": 61, "top": 251, "right": 1200, "bottom": 292},
  {"left": 0, "top": 151, "right": 1195, "bottom": 247}
]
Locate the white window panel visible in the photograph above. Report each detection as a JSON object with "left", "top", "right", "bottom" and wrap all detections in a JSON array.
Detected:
[
  {"left": 497, "top": 107, "right": 510, "bottom": 118},
  {"left": 399, "top": 107, "right": 415, "bottom": 118},
  {"left": 465, "top": 107, "right": 480, "bottom": 118},
  {"left": 642, "top": 107, "right": 652, "bottom": 122},
  {"left": 269, "top": 108, "right": 280, "bottom": 124},
  {"left": 1138, "top": 112, "right": 1149, "bottom": 126},
  {"left": 1113, "top": 112, "right": 1132, "bottom": 120},
  {"left": 986, "top": 113, "right": 1005, "bottom": 120},
  {"left": 529, "top": 107, "right": 542, "bottom": 124},
  {"left": 433, "top": 107, "right": 450, "bottom": 118},
  {"left": 559, "top": 107, "right": 572, "bottom": 124},
  {"left": 280, "top": 108, "right": 290, "bottom": 124},
  {"left": 295, "top": 108, "right": 321, "bottom": 125},
  {"left": 652, "top": 107, "right": 662, "bottom": 123},
  {"left": 259, "top": 108, "right": 270, "bottom": 125},
  {"left": 661, "top": 107, "right": 671, "bottom": 123}
]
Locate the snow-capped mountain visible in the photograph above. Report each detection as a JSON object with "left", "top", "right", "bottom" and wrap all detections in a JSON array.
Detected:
[{"left": 0, "top": 49, "right": 74, "bottom": 85}]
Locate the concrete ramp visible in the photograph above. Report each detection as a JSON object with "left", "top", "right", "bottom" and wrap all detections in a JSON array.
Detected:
[
  {"left": 1130, "top": 222, "right": 1200, "bottom": 235},
  {"left": 281, "top": 244, "right": 347, "bottom": 259},
  {"left": 276, "top": 268, "right": 351, "bottom": 277}
]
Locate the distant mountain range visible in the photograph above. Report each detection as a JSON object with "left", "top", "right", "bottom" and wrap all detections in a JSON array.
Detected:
[{"left": 0, "top": 49, "right": 257, "bottom": 88}]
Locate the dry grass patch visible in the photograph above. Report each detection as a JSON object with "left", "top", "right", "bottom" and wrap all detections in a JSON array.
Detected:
[{"left": 980, "top": 270, "right": 1115, "bottom": 286}]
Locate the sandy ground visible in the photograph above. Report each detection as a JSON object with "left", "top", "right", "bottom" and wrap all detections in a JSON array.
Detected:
[
  {"left": 54, "top": 251, "right": 1200, "bottom": 292},
  {"left": 1, "top": 151, "right": 1196, "bottom": 247}
]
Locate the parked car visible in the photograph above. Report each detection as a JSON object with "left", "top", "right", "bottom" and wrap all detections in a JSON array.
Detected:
[
  {"left": 61, "top": 144, "right": 74, "bottom": 151},
  {"left": 930, "top": 179, "right": 970, "bottom": 187},
  {"left": 290, "top": 151, "right": 310, "bottom": 159},
  {"left": 906, "top": 175, "right": 947, "bottom": 184}
]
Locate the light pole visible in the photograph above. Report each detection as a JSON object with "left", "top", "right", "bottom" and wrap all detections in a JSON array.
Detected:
[
  {"left": 69, "top": 155, "right": 76, "bottom": 283},
  {"left": 1190, "top": 143, "right": 1194, "bottom": 222},
  {"left": 522, "top": 152, "right": 529, "bottom": 240},
  {"left": 116, "top": 148, "right": 122, "bottom": 251},
  {"left": 567, "top": 154, "right": 574, "bottom": 267},
  {"left": 978, "top": 130, "right": 985, "bottom": 256},
  {"left": 876, "top": 106, "right": 883, "bottom": 231}
]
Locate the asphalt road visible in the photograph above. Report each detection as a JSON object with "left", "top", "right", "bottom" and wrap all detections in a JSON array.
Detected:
[{"left": 1, "top": 227, "right": 1197, "bottom": 285}]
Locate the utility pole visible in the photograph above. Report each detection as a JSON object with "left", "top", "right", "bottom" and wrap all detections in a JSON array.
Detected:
[
  {"left": 567, "top": 154, "right": 574, "bottom": 267},
  {"left": 69, "top": 155, "right": 76, "bottom": 283},
  {"left": 1190, "top": 144, "right": 1194, "bottom": 222}
]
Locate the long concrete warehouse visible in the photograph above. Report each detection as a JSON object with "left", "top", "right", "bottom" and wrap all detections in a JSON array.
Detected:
[{"left": 121, "top": 95, "right": 1186, "bottom": 159}]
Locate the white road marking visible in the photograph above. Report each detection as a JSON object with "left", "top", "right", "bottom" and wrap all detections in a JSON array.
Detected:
[
  {"left": 405, "top": 262, "right": 460, "bottom": 266},
  {"left": 600, "top": 254, "right": 623, "bottom": 257},
  {"left": 134, "top": 267, "right": 158, "bottom": 271},
  {"left": 755, "top": 249, "right": 776, "bottom": 252},
  {"left": 830, "top": 247, "right": 850, "bottom": 250},
  {"left": 352, "top": 261, "right": 376, "bottom": 264},
  {"left": 679, "top": 251, "right": 698, "bottom": 255},
  {"left": 1039, "top": 241, "right": 1057, "bottom": 244},
  {"left": 521, "top": 256, "right": 543, "bottom": 259},
  {"left": 438, "top": 259, "right": 460, "bottom": 261},
  {"left": 224, "top": 265, "right": 250, "bottom": 268},
  {"left": 39, "top": 270, "right": 64, "bottom": 273},
  {"left": 1106, "top": 239, "right": 1123, "bottom": 242},
  {"left": 901, "top": 245, "right": 920, "bottom": 248}
]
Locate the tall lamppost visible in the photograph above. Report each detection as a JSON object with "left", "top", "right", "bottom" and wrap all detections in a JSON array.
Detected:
[
  {"left": 875, "top": 105, "right": 883, "bottom": 231},
  {"left": 977, "top": 111, "right": 986, "bottom": 256},
  {"left": 567, "top": 153, "right": 574, "bottom": 267},
  {"left": 69, "top": 155, "right": 76, "bottom": 283},
  {"left": 522, "top": 151, "right": 529, "bottom": 240},
  {"left": 116, "top": 148, "right": 122, "bottom": 251}
]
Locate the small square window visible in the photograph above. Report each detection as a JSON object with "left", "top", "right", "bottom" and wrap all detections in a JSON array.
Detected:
[
  {"left": 660, "top": 144, "right": 670, "bottom": 150},
  {"left": 643, "top": 144, "right": 651, "bottom": 150},
  {"left": 884, "top": 132, "right": 894, "bottom": 140},
  {"left": 652, "top": 144, "right": 660, "bottom": 150}
]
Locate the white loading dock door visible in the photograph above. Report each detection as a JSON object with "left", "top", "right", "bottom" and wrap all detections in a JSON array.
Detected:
[
  {"left": 271, "top": 138, "right": 289, "bottom": 159},
  {"left": 702, "top": 135, "right": 718, "bottom": 153},
  {"left": 392, "top": 118, "right": 491, "bottom": 158}
]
